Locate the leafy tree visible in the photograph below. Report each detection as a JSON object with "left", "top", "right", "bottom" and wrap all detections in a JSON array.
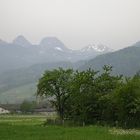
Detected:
[
  {"left": 65, "top": 69, "right": 99, "bottom": 125},
  {"left": 36, "top": 66, "right": 140, "bottom": 128},
  {"left": 116, "top": 76, "right": 140, "bottom": 127},
  {"left": 95, "top": 65, "right": 123, "bottom": 124},
  {"left": 37, "top": 68, "right": 73, "bottom": 121},
  {"left": 95, "top": 65, "right": 123, "bottom": 95},
  {"left": 97, "top": 93, "right": 118, "bottom": 125}
]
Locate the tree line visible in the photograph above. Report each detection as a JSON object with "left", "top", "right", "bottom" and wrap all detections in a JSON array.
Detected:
[{"left": 37, "top": 66, "right": 140, "bottom": 128}]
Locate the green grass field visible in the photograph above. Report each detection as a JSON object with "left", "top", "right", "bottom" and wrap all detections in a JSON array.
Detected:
[{"left": 0, "top": 115, "right": 140, "bottom": 140}]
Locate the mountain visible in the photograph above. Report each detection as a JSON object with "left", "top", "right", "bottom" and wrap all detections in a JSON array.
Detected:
[
  {"left": 40, "top": 37, "right": 70, "bottom": 52},
  {"left": 0, "top": 36, "right": 110, "bottom": 73},
  {"left": 0, "top": 35, "right": 112, "bottom": 103},
  {"left": 39, "top": 37, "right": 111, "bottom": 62},
  {"left": 78, "top": 44, "right": 112, "bottom": 60},
  {"left": 0, "top": 59, "right": 87, "bottom": 103},
  {"left": 133, "top": 41, "right": 140, "bottom": 47},
  {"left": 80, "top": 43, "right": 140, "bottom": 76},
  {"left": 0, "top": 39, "right": 39, "bottom": 73},
  {"left": 0, "top": 39, "right": 7, "bottom": 45},
  {"left": 13, "top": 35, "right": 32, "bottom": 47},
  {"left": 0, "top": 61, "right": 73, "bottom": 93},
  {"left": 0, "top": 61, "right": 74, "bottom": 103},
  {"left": 1, "top": 39, "right": 140, "bottom": 103},
  {"left": 81, "top": 44, "right": 111, "bottom": 53}
]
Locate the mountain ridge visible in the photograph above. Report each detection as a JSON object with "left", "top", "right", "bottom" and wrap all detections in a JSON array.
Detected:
[
  {"left": 0, "top": 40, "right": 140, "bottom": 103},
  {"left": 0, "top": 35, "right": 111, "bottom": 73},
  {"left": 80, "top": 44, "right": 140, "bottom": 76},
  {"left": 13, "top": 35, "right": 32, "bottom": 47}
]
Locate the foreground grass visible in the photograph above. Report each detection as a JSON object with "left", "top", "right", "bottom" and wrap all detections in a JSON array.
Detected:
[{"left": 0, "top": 115, "right": 140, "bottom": 140}]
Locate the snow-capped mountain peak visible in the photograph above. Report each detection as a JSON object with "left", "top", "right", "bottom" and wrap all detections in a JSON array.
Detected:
[
  {"left": 81, "top": 44, "right": 111, "bottom": 53},
  {"left": 40, "top": 37, "right": 70, "bottom": 52}
]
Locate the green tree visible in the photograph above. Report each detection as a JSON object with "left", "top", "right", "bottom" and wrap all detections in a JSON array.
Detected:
[
  {"left": 116, "top": 76, "right": 140, "bottom": 127},
  {"left": 65, "top": 69, "right": 98, "bottom": 125},
  {"left": 65, "top": 66, "right": 123, "bottom": 125},
  {"left": 95, "top": 65, "right": 123, "bottom": 95},
  {"left": 95, "top": 65, "right": 123, "bottom": 124},
  {"left": 37, "top": 68, "right": 73, "bottom": 121}
]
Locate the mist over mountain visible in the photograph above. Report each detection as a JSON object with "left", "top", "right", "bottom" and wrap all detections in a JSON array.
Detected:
[
  {"left": 0, "top": 36, "right": 111, "bottom": 73},
  {"left": 80, "top": 43, "right": 140, "bottom": 76},
  {"left": 0, "top": 38, "right": 140, "bottom": 103},
  {"left": 13, "top": 35, "right": 32, "bottom": 47}
]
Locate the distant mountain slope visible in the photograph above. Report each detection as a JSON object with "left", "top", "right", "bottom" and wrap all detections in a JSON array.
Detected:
[
  {"left": 0, "top": 43, "right": 38, "bottom": 73},
  {"left": 0, "top": 61, "right": 75, "bottom": 103},
  {"left": 0, "top": 36, "right": 111, "bottom": 73},
  {"left": 133, "top": 41, "right": 140, "bottom": 47},
  {"left": 13, "top": 35, "right": 32, "bottom": 47},
  {"left": 0, "top": 36, "right": 111, "bottom": 103},
  {"left": 0, "top": 61, "right": 73, "bottom": 93},
  {"left": 0, "top": 41, "right": 140, "bottom": 103},
  {"left": 0, "top": 83, "right": 36, "bottom": 104},
  {"left": 80, "top": 45, "right": 140, "bottom": 76}
]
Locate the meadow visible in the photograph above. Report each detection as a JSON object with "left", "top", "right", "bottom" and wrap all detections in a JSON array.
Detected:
[{"left": 0, "top": 115, "right": 140, "bottom": 140}]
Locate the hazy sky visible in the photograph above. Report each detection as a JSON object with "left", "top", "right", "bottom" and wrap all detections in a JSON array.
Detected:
[{"left": 0, "top": 0, "right": 140, "bottom": 50}]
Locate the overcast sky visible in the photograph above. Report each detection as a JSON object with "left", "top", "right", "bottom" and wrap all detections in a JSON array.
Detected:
[{"left": 0, "top": 0, "right": 140, "bottom": 50}]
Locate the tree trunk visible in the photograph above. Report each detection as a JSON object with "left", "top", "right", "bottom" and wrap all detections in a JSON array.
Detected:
[{"left": 82, "top": 121, "right": 85, "bottom": 127}]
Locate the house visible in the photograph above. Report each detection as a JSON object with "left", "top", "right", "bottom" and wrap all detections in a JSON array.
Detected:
[{"left": 0, "top": 107, "right": 10, "bottom": 114}]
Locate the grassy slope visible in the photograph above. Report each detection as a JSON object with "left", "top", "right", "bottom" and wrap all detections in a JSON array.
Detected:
[
  {"left": 0, "top": 83, "right": 36, "bottom": 104},
  {"left": 0, "top": 115, "right": 139, "bottom": 140}
]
